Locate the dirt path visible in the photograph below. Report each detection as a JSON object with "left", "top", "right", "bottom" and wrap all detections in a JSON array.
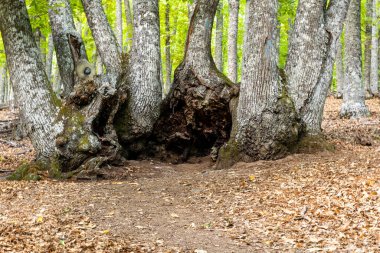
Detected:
[{"left": 1, "top": 97, "right": 380, "bottom": 252}]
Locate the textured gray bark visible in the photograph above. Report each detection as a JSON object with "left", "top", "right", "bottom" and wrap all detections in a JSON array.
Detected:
[
  {"left": 0, "top": 0, "right": 60, "bottom": 159},
  {"left": 215, "top": 0, "right": 224, "bottom": 72},
  {"left": 46, "top": 34, "right": 54, "bottom": 81},
  {"left": 227, "top": 0, "right": 239, "bottom": 83},
  {"left": 340, "top": 0, "right": 369, "bottom": 118},
  {"left": 48, "top": 0, "right": 86, "bottom": 97},
  {"left": 370, "top": 0, "right": 379, "bottom": 96},
  {"left": 364, "top": 0, "right": 373, "bottom": 97},
  {"left": 0, "top": 67, "right": 4, "bottom": 103},
  {"left": 124, "top": 0, "right": 133, "bottom": 50},
  {"left": 335, "top": 36, "right": 344, "bottom": 98},
  {"left": 115, "top": 0, "right": 162, "bottom": 146},
  {"left": 286, "top": 0, "right": 351, "bottom": 134},
  {"left": 165, "top": 2, "right": 172, "bottom": 91},
  {"left": 82, "top": 0, "right": 122, "bottom": 77},
  {"left": 116, "top": 0, "right": 123, "bottom": 49},
  {"left": 95, "top": 51, "right": 103, "bottom": 75},
  {"left": 3, "top": 67, "right": 8, "bottom": 103},
  {"left": 217, "top": 0, "right": 299, "bottom": 167}
]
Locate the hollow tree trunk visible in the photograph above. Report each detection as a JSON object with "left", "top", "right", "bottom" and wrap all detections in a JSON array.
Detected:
[
  {"left": 340, "top": 0, "right": 369, "bottom": 118},
  {"left": 114, "top": 0, "right": 162, "bottom": 153},
  {"left": 116, "top": 0, "right": 123, "bottom": 49},
  {"left": 364, "top": 0, "right": 373, "bottom": 97},
  {"left": 48, "top": 0, "right": 86, "bottom": 97},
  {"left": 286, "top": 0, "right": 351, "bottom": 134},
  {"left": 227, "top": 0, "right": 239, "bottom": 83},
  {"left": 215, "top": 0, "right": 224, "bottom": 72},
  {"left": 335, "top": 36, "right": 344, "bottom": 99},
  {"left": 0, "top": 1, "right": 60, "bottom": 159},
  {"left": 217, "top": 0, "right": 300, "bottom": 168},
  {"left": 370, "top": 0, "right": 379, "bottom": 96},
  {"left": 154, "top": 0, "right": 238, "bottom": 162},
  {"left": 165, "top": 2, "right": 172, "bottom": 91}
]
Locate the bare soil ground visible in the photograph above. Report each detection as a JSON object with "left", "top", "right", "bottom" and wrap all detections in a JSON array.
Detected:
[{"left": 1, "top": 97, "right": 380, "bottom": 252}]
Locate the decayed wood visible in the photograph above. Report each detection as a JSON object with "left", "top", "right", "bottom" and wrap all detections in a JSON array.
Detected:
[{"left": 153, "top": 0, "right": 238, "bottom": 162}]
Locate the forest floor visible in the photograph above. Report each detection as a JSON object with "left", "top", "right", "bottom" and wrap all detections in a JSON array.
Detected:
[{"left": 1, "top": 97, "right": 380, "bottom": 252}]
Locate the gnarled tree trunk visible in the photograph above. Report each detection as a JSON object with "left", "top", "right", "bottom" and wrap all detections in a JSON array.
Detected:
[{"left": 154, "top": 0, "right": 238, "bottom": 162}]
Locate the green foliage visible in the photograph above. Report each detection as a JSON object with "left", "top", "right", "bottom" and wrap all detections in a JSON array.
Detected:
[{"left": 0, "top": 0, "right": 376, "bottom": 90}]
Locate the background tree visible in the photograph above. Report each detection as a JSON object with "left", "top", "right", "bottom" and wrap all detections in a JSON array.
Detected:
[
  {"left": 227, "top": 0, "right": 239, "bottom": 83},
  {"left": 340, "top": 0, "right": 370, "bottom": 118}
]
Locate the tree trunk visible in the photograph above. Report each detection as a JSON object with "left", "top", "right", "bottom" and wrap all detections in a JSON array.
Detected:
[
  {"left": 154, "top": 0, "right": 238, "bottom": 162},
  {"left": 215, "top": 0, "right": 224, "bottom": 72},
  {"left": 48, "top": 0, "right": 86, "bottom": 98},
  {"left": 364, "top": 0, "right": 373, "bottom": 97},
  {"left": 286, "top": 0, "right": 351, "bottom": 134},
  {"left": 116, "top": 0, "right": 123, "bottom": 49},
  {"left": 0, "top": 0, "right": 128, "bottom": 179},
  {"left": 81, "top": 0, "right": 122, "bottom": 78},
  {"left": 95, "top": 51, "right": 103, "bottom": 75},
  {"left": 124, "top": 0, "right": 133, "bottom": 50},
  {"left": 227, "top": 0, "right": 239, "bottom": 83},
  {"left": 335, "top": 35, "right": 344, "bottom": 98},
  {"left": 340, "top": 0, "right": 369, "bottom": 118},
  {"left": 0, "top": 1, "right": 60, "bottom": 159},
  {"left": 370, "top": 0, "right": 379, "bottom": 96},
  {"left": 0, "top": 67, "right": 4, "bottom": 104},
  {"left": 3, "top": 67, "right": 8, "bottom": 103},
  {"left": 46, "top": 34, "right": 54, "bottom": 81},
  {"left": 114, "top": 0, "right": 162, "bottom": 153},
  {"left": 165, "top": 2, "right": 172, "bottom": 91},
  {"left": 217, "top": 0, "right": 300, "bottom": 168}
]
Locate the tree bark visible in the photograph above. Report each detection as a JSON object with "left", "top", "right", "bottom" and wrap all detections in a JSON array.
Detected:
[
  {"left": 0, "top": 1, "right": 60, "bottom": 159},
  {"left": 165, "top": 2, "right": 172, "bottom": 91},
  {"left": 114, "top": 0, "right": 162, "bottom": 153},
  {"left": 286, "top": 0, "right": 351, "bottom": 134},
  {"left": 46, "top": 34, "right": 54, "bottom": 82},
  {"left": 340, "top": 0, "right": 369, "bottom": 118},
  {"left": 335, "top": 35, "right": 344, "bottom": 98},
  {"left": 215, "top": 0, "right": 224, "bottom": 72},
  {"left": 370, "top": 0, "right": 379, "bottom": 96},
  {"left": 48, "top": 0, "right": 86, "bottom": 97},
  {"left": 81, "top": 0, "right": 122, "bottom": 78},
  {"left": 227, "top": 0, "right": 239, "bottom": 83},
  {"left": 364, "top": 0, "right": 373, "bottom": 97},
  {"left": 217, "top": 0, "right": 300, "bottom": 168},
  {"left": 124, "top": 0, "right": 133, "bottom": 51},
  {"left": 154, "top": 0, "right": 238, "bottom": 162},
  {"left": 0, "top": 67, "right": 4, "bottom": 104},
  {"left": 116, "top": 0, "right": 123, "bottom": 49}
]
